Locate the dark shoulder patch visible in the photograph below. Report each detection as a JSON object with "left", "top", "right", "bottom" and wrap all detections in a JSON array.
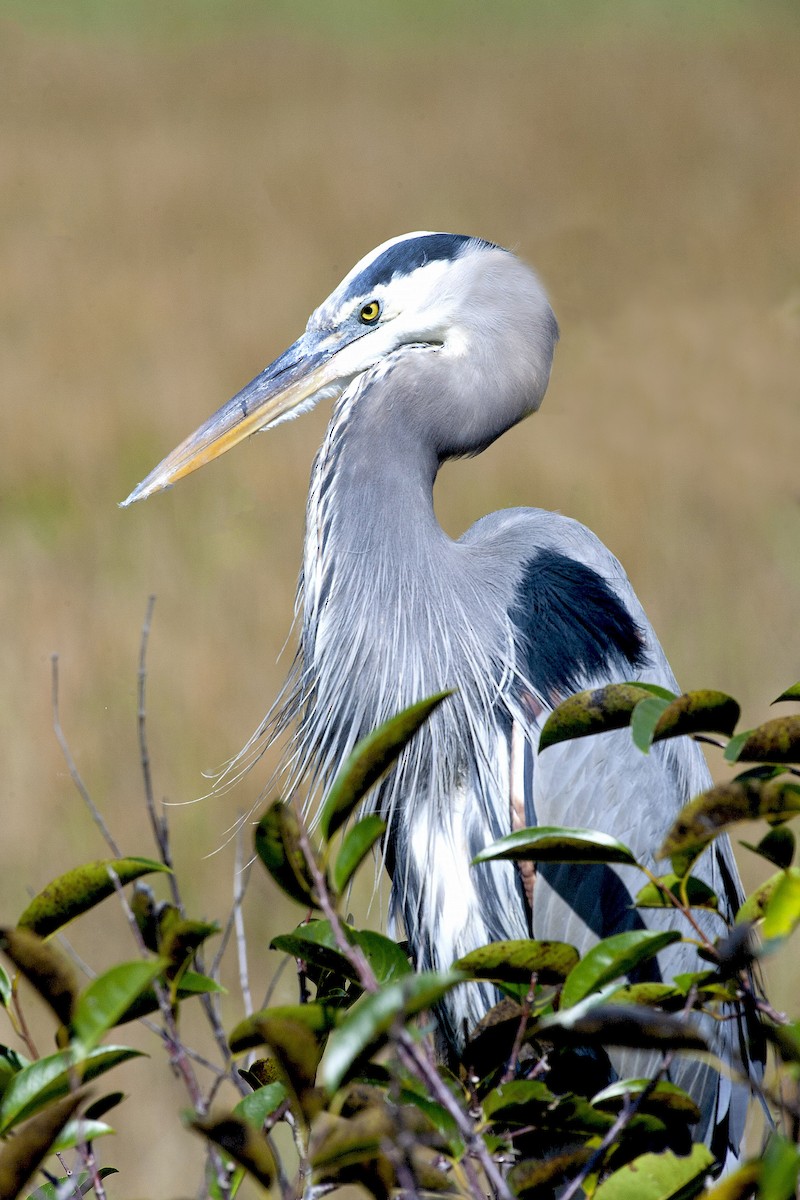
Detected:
[
  {"left": 511, "top": 548, "right": 647, "bottom": 701},
  {"left": 343, "top": 233, "right": 495, "bottom": 300}
]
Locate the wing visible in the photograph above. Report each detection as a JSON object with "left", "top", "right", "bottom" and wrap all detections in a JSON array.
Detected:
[{"left": 465, "top": 508, "right": 756, "bottom": 1161}]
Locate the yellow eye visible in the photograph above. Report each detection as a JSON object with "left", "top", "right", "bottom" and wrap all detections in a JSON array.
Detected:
[{"left": 359, "top": 300, "right": 381, "bottom": 324}]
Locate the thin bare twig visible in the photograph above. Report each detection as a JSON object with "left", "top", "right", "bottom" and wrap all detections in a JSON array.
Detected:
[
  {"left": 234, "top": 824, "right": 254, "bottom": 1018},
  {"left": 51, "top": 655, "right": 121, "bottom": 858}
]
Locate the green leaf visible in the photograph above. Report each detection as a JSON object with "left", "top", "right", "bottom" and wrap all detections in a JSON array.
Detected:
[
  {"left": 318, "top": 692, "right": 451, "bottom": 841},
  {"left": 50, "top": 1117, "right": 114, "bottom": 1152},
  {"left": 736, "top": 869, "right": 797, "bottom": 926},
  {"left": 270, "top": 920, "right": 410, "bottom": 986},
  {"left": 115, "top": 969, "right": 225, "bottom": 1025},
  {"left": 0, "top": 927, "right": 78, "bottom": 1026},
  {"left": 0, "top": 1092, "right": 85, "bottom": 1200},
  {"left": 725, "top": 716, "right": 800, "bottom": 763},
  {"left": 538, "top": 684, "right": 658, "bottom": 752},
  {"left": 229, "top": 1004, "right": 339, "bottom": 1055},
  {"left": 71, "top": 960, "right": 165, "bottom": 1052},
  {"left": 740, "top": 825, "right": 796, "bottom": 869},
  {"left": 561, "top": 930, "right": 681, "bottom": 1010},
  {"left": 592, "top": 1078, "right": 701, "bottom": 1123},
  {"left": 473, "top": 825, "right": 638, "bottom": 867},
  {"left": 17, "top": 857, "right": 170, "bottom": 939},
  {"left": 453, "top": 938, "right": 579, "bottom": 985},
  {"left": 254, "top": 799, "right": 321, "bottom": 908},
  {"left": 0, "top": 965, "right": 10, "bottom": 1010},
  {"left": 322, "top": 971, "right": 463, "bottom": 1093},
  {"left": 649, "top": 689, "right": 740, "bottom": 744},
  {"left": 332, "top": 816, "right": 386, "bottom": 894},
  {"left": 27, "top": 1167, "right": 118, "bottom": 1200},
  {"left": 634, "top": 874, "right": 718, "bottom": 911},
  {"left": 762, "top": 869, "right": 800, "bottom": 940},
  {"left": 0, "top": 1046, "right": 143, "bottom": 1134},
  {"left": 592, "top": 1143, "right": 714, "bottom": 1200},
  {"left": 752, "top": 1135, "right": 799, "bottom": 1200},
  {"left": 659, "top": 776, "right": 800, "bottom": 860},
  {"left": 774, "top": 683, "right": 800, "bottom": 704},
  {"left": 189, "top": 1112, "right": 276, "bottom": 1189},
  {"left": 483, "top": 1079, "right": 555, "bottom": 1122},
  {"left": 631, "top": 696, "right": 672, "bottom": 753},
  {"left": 537, "top": 1002, "right": 706, "bottom": 1053},
  {"left": 233, "top": 1083, "right": 287, "bottom": 1130}
]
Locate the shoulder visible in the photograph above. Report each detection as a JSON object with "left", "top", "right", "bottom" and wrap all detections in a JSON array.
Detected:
[
  {"left": 461, "top": 507, "right": 679, "bottom": 695},
  {"left": 460, "top": 507, "right": 629, "bottom": 584}
]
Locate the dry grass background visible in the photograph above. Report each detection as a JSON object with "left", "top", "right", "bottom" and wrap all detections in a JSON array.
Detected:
[{"left": 1, "top": 1, "right": 798, "bottom": 1193}]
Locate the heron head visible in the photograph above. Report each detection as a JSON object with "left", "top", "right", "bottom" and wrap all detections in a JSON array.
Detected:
[{"left": 122, "top": 232, "right": 558, "bottom": 505}]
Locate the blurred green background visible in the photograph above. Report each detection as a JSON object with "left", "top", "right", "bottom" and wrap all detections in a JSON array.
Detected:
[{"left": 1, "top": 0, "right": 798, "bottom": 1192}]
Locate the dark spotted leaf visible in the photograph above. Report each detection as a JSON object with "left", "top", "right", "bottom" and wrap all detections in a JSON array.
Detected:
[
  {"left": 538, "top": 1003, "right": 706, "bottom": 1052},
  {"left": 233, "top": 1082, "right": 287, "bottom": 1130},
  {"left": 0, "top": 928, "right": 78, "bottom": 1026},
  {"left": 508, "top": 1147, "right": 595, "bottom": 1197},
  {"left": 322, "top": 971, "right": 463, "bottom": 1093},
  {"left": 660, "top": 777, "right": 800, "bottom": 861},
  {"left": 0, "top": 1046, "right": 142, "bottom": 1133},
  {"left": 254, "top": 799, "right": 321, "bottom": 908},
  {"left": 592, "top": 1143, "right": 714, "bottom": 1199},
  {"left": 454, "top": 938, "right": 579, "bottom": 985},
  {"left": 740, "top": 825, "right": 796, "bottom": 870},
  {"left": 473, "top": 825, "right": 637, "bottom": 867},
  {"left": 607, "top": 983, "right": 682, "bottom": 1009},
  {"left": 189, "top": 1111, "right": 276, "bottom": 1189},
  {"left": 332, "top": 815, "right": 386, "bottom": 894},
  {"left": 538, "top": 684, "right": 658, "bottom": 752},
  {"left": 762, "top": 1020, "right": 800, "bottom": 1067},
  {"left": 651, "top": 690, "right": 740, "bottom": 744},
  {"left": 725, "top": 716, "right": 800, "bottom": 763},
  {"left": 774, "top": 683, "right": 800, "bottom": 705},
  {"left": 228, "top": 1004, "right": 339, "bottom": 1055},
  {"left": 592, "top": 1078, "right": 701, "bottom": 1123},
  {"left": 0, "top": 1092, "right": 85, "bottom": 1200},
  {"left": 270, "top": 919, "right": 410, "bottom": 986},
  {"left": 464, "top": 997, "right": 532, "bottom": 1077},
  {"left": 17, "top": 858, "right": 169, "bottom": 939},
  {"left": 159, "top": 918, "right": 219, "bottom": 979},
  {"left": 635, "top": 874, "right": 718, "bottom": 911},
  {"left": 309, "top": 1107, "right": 450, "bottom": 1196},
  {"left": 561, "top": 930, "right": 681, "bottom": 1009},
  {"left": 71, "top": 960, "right": 164, "bottom": 1051},
  {"left": 319, "top": 692, "right": 451, "bottom": 840}
]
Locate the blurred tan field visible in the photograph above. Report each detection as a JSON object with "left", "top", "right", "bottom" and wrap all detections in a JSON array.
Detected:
[{"left": 1, "top": 1, "right": 798, "bottom": 1192}]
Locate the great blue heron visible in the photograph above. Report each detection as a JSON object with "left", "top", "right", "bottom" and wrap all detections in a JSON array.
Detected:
[{"left": 123, "top": 231, "right": 752, "bottom": 1163}]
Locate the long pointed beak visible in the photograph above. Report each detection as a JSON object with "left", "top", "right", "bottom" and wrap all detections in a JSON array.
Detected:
[{"left": 121, "top": 332, "right": 345, "bottom": 507}]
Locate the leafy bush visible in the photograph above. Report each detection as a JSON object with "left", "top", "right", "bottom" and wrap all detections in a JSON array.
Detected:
[{"left": 2, "top": 656, "right": 800, "bottom": 1200}]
